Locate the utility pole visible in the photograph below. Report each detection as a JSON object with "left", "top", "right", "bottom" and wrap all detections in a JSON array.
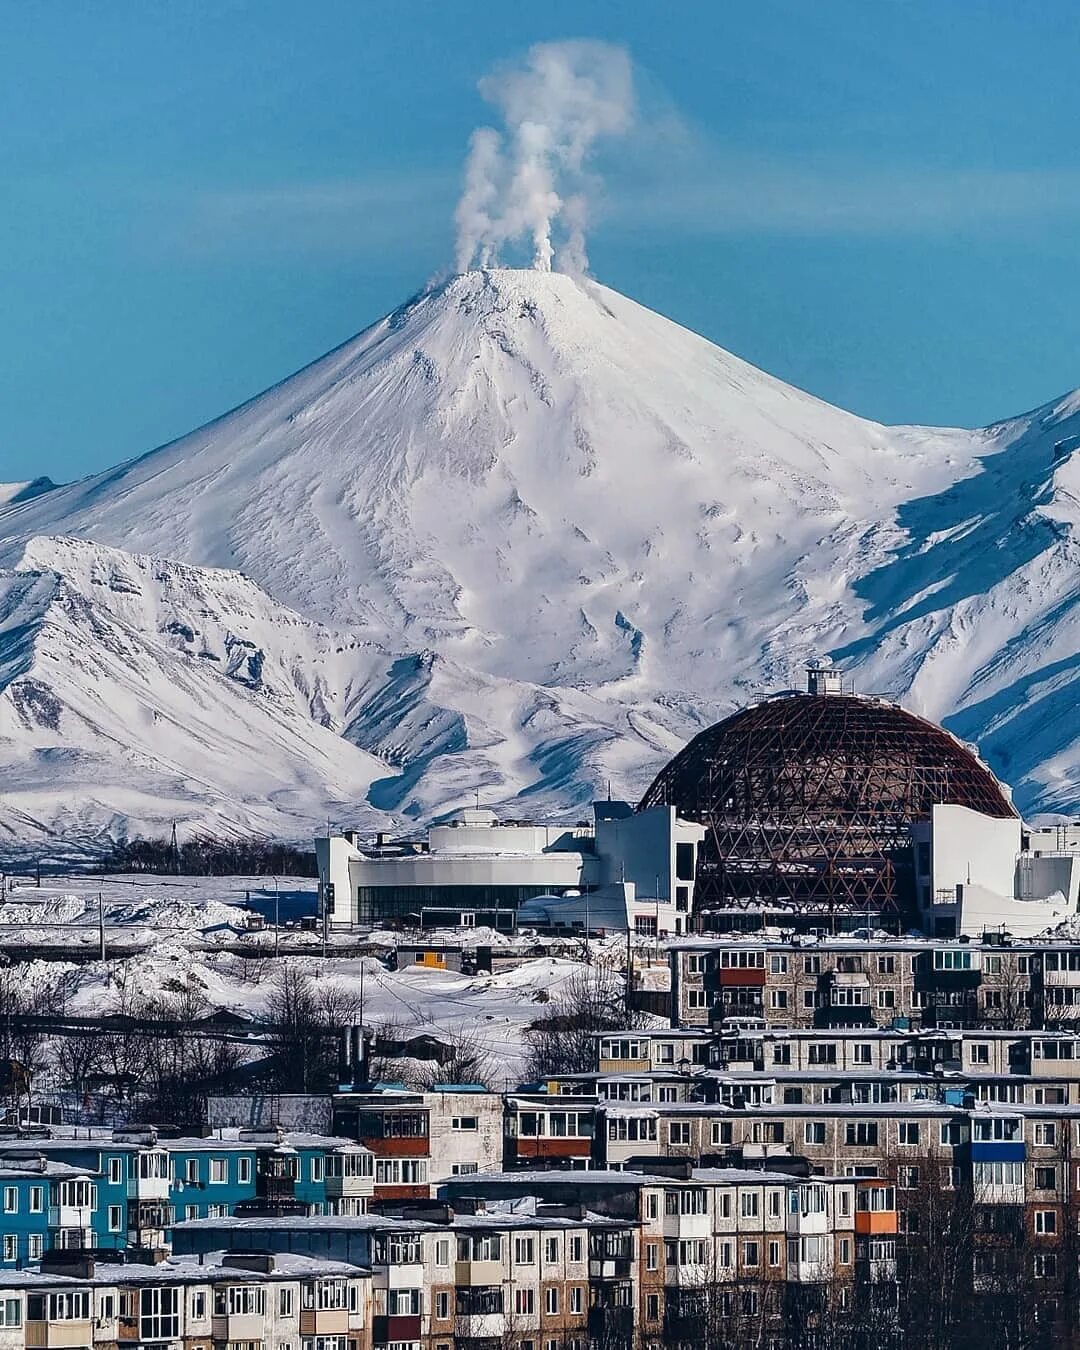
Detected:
[
  {"left": 273, "top": 876, "right": 280, "bottom": 958},
  {"left": 98, "top": 892, "right": 106, "bottom": 963},
  {"left": 170, "top": 822, "right": 180, "bottom": 876}
]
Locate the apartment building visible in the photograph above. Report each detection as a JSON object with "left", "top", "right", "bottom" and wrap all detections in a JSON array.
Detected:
[
  {"left": 670, "top": 935, "right": 1080, "bottom": 1031},
  {"left": 440, "top": 1166, "right": 897, "bottom": 1346},
  {"left": 0, "top": 1250, "right": 370, "bottom": 1350},
  {"left": 331, "top": 1090, "right": 503, "bottom": 1201},
  {"left": 170, "top": 1204, "right": 638, "bottom": 1350}
]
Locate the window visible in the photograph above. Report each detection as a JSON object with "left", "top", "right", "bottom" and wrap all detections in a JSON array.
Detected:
[
  {"left": 108, "top": 1205, "right": 123, "bottom": 1233},
  {"left": 214, "top": 1287, "right": 266, "bottom": 1317},
  {"left": 238, "top": 1157, "right": 252, "bottom": 1184},
  {"left": 544, "top": 1288, "right": 559, "bottom": 1315},
  {"left": 27, "top": 1186, "right": 42, "bottom": 1214},
  {"left": 209, "top": 1158, "right": 228, "bottom": 1184},
  {"left": 740, "top": 1191, "right": 759, "bottom": 1218},
  {"left": 772, "top": 1043, "right": 792, "bottom": 1065},
  {"left": 877, "top": 956, "right": 895, "bottom": 974},
  {"left": 207, "top": 1204, "right": 229, "bottom": 1218},
  {"left": 898, "top": 1167, "right": 920, "bottom": 1190},
  {"left": 457, "top": 1234, "right": 502, "bottom": 1263},
  {"left": 279, "top": 1288, "right": 294, "bottom": 1317},
  {"left": 668, "top": 1122, "right": 691, "bottom": 1146},
  {"left": 140, "top": 1288, "right": 179, "bottom": 1341},
  {"left": 804, "top": 1122, "right": 826, "bottom": 1145},
  {"left": 940, "top": 1121, "right": 965, "bottom": 1146},
  {"left": 543, "top": 1236, "right": 559, "bottom": 1264},
  {"left": 27, "top": 1236, "right": 41, "bottom": 1260},
  {"left": 1035, "top": 1122, "right": 1058, "bottom": 1147},
  {"left": 804, "top": 956, "right": 821, "bottom": 974},
  {"left": 435, "top": 1238, "right": 450, "bottom": 1266},
  {"left": 1035, "top": 1252, "right": 1058, "bottom": 1279},
  {"left": 514, "top": 1236, "right": 535, "bottom": 1265},
  {"left": 375, "top": 1159, "right": 428, "bottom": 1186},
  {"left": 876, "top": 989, "right": 895, "bottom": 1009},
  {"left": 844, "top": 1122, "right": 878, "bottom": 1147},
  {"left": 852, "top": 1044, "right": 872, "bottom": 1065},
  {"left": 0, "top": 1300, "right": 20, "bottom": 1328},
  {"left": 1035, "top": 1210, "right": 1058, "bottom": 1235},
  {"left": 452, "top": 1116, "right": 478, "bottom": 1131},
  {"left": 1035, "top": 1167, "right": 1057, "bottom": 1191},
  {"left": 743, "top": 1240, "right": 759, "bottom": 1266},
  {"left": 2, "top": 1236, "right": 15, "bottom": 1262},
  {"left": 435, "top": 1291, "right": 450, "bottom": 1320},
  {"left": 515, "top": 1289, "right": 535, "bottom": 1316},
  {"left": 451, "top": 1162, "right": 479, "bottom": 1175},
  {"left": 108, "top": 1157, "right": 123, "bottom": 1185},
  {"left": 808, "top": 1043, "right": 836, "bottom": 1065},
  {"left": 711, "top": 1120, "right": 732, "bottom": 1146},
  {"left": 646, "top": 1293, "right": 659, "bottom": 1322},
  {"left": 768, "top": 1240, "right": 781, "bottom": 1267},
  {"left": 185, "top": 1205, "right": 197, "bottom": 1220},
  {"left": 933, "top": 950, "right": 975, "bottom": 971},
  {"left": 803, "top": 991, "right": 817, "bottom": 1010},
  {"left": 645, "top": 1242, "right": 658, "bottom": 1271},
  {"left": 973, "top": 1161, "right": 1024, "bottom": 1188},
  {"left": 898, "top": 1122, "right": 921, "bottom": 1147},
  {"left": 185, "top": 1158, "right": 198, "bottom": 1183},
  {"left": 839, "top": 1237, "right": 852, "bottom": 1265},
  {"left": 973, "top": 1118, "right": 1021, "bottom": 1142},
  {"left": 569, "top": 1235, "right": 583, "bottom": 1263},
  {"left": 687, "top": 989, "right": 708, "bottom": 1010},
  {"left": 770, "top": 954, "right": 788, "bottom": 974},
  {"left": 970, "top": 1043, "right": 990, "bottom": 1065},
  {"left": 770, "top": 990, "right": 788, "bottom": 1010},
  {"left": 2, "top": 1189, "right": 15, "bottom": 1215}
]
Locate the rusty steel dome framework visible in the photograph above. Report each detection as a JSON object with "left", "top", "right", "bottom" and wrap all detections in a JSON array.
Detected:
[{"left": 639, "top": 691, "right": 1016, "bottom": 921}]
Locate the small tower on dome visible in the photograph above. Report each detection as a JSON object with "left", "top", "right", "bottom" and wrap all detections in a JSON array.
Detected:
[{"left": 806, "top": 662, "right": 844, "bottom": 696}]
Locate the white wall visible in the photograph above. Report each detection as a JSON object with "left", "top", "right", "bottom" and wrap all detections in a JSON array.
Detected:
[
  {"left": 931, "top": 805, "right": 1021, "bottom": 903},
  {"left": 956, "top": 883, "right": 1073, "bottom": 938}
]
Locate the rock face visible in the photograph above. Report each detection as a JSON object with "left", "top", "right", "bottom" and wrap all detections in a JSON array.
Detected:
[{"left": 0, "top": 268, "right": 1076, "bottom": 848}]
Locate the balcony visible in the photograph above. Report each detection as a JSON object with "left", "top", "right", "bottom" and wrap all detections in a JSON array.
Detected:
[
  {"left": 25, "top": 1321, "right": 94, "bottom": 1349},
  {"left": 211, "top": 1312, "right": 265, "bottom": 1341},
  {"left": 454, "top": 1258, "right": 503, "bottom": 1286},
  {"left": 301, "top": 1309, "right": 349, "bottom": 1336},
  {"left": 372, "top": 1313, "right": 421, "bottom": 1343},
  {"left": 589, "top": 1257, "right": 633, "bottom": 1280},
  {"left": 47, "top": 1207, "right": 94, "bottom": 1232},
  {"left": 854, "top": 1210, "right": 898, "bottom": 1236},
  {"left": 588, "top": 1305, "right": 634, "bottom": 1338}
]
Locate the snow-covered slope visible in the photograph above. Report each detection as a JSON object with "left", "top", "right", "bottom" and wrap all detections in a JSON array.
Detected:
[{"left": 0, "top": 268, "right": 1076, "bottom": 844}]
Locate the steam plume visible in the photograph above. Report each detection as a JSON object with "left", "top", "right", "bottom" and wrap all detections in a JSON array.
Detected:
[{"left": 454, "top": 40, "right": 634, "bottom": 275}]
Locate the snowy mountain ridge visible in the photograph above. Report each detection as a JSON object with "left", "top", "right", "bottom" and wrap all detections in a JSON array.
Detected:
[{"left": 0, "top": 268, "right": 1076, "bottom": 848}]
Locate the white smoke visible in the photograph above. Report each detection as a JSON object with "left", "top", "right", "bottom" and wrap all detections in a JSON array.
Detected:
[{"left": 454, "top": 40, "right": 634, "bottom": 275}]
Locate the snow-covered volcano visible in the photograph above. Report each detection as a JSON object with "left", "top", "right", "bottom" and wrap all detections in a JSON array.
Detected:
[{"left": 0, "top": 268, "right": 1076, "bottom": 847}]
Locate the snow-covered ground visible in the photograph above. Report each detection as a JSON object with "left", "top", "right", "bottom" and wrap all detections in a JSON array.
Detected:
[
  {"left": 0, "top": 874, "right": 654, "bottom": 1089},
  {"left": 0, "top": 267, "right": 1074, "bottom": 847}
]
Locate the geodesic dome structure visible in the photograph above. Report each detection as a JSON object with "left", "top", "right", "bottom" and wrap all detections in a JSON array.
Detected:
[{"left": 639, "top": 693, "right": 1016, "bottom": 919}]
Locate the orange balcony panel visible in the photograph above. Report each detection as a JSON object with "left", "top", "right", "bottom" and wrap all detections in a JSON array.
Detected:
[{"left": 855, "top": 1211, "right": 898, "bottom": 1236}]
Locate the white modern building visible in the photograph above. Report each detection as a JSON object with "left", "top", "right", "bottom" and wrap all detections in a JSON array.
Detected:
[
  {"left": 315, "top": 802, "right": 704, "bottom": 934},
  {"left": 913, "top": 804, "right": 1080, "bottom": 937}
]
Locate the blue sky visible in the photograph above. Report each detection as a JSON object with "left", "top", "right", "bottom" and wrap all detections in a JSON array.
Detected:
[{"left": 5, "top": 0, "right": 1080, "bottom": 483}]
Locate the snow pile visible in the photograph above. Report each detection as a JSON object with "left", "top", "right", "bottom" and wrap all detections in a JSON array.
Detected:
[{"left": 0, "top": 267, "right": 1073, "bottom": 842}]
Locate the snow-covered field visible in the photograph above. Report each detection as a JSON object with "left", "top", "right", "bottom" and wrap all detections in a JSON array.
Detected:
[
  {"left": 0, "top": 874, "right": 649, "bottom": 1088},
  {"left": 0, "top": 266, "right": 1074, "bottom": 848}
]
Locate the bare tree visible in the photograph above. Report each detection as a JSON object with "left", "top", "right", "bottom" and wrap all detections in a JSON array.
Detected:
[{"left": 522, "top": 966, "right": 651, "bottom": 1079}]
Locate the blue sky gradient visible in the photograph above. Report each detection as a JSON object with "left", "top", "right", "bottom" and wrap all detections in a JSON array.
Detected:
[{"left": 4, "top": 0, "right": 1080, "bottom": 482}]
